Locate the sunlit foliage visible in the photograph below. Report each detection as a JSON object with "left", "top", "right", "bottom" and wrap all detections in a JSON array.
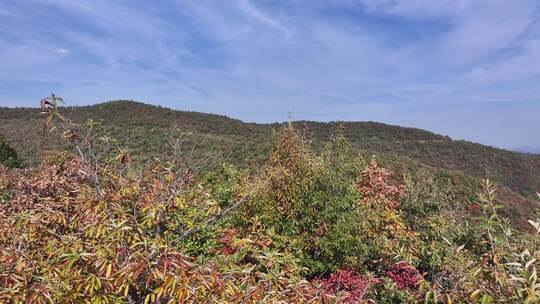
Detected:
[{"left": 0, "top": 96, "right": 539, "bottom": 303}]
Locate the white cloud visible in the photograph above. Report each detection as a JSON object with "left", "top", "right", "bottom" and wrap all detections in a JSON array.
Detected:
[
  {"left": 358, "top": 0, "right": 469, "bottom": 18},
  {"left": 439, "top": 1, "right": 536, "bottom": 64},
  {"left": 466, "top": 39, "right": 540, "bottom": 84},
  {"left": 56, "top": 48, "right": 70, "bottom": 54},
  {"left": 359, "top": 0, "right": 538, "bottom": 64},
  {"left": 237, "top": 0, "right": 291, "bottom": 36}
]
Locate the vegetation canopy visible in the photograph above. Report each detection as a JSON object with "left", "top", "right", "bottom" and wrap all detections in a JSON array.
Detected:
[{"left": 0, "top": 95, "right": 539, "bottom": 303}]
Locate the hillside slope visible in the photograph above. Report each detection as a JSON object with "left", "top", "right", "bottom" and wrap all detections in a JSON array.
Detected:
[{"left": 1, "top": 100, "right": 539, "bottom": 198}]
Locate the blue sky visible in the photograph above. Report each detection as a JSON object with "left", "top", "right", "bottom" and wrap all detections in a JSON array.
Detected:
[{"left": 1, "top": 0, "right": 539, "bottom": 149}]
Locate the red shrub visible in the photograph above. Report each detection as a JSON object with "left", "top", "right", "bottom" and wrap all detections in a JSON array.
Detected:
[
  {"left": 386, "top": 261, "right": 422, "bottom": 290},
  {"left": 218, "top": 228, "right": 239, "bottom": 255},
  {"left": 317, "top": 269, "right": 372, "bottom": 303}
]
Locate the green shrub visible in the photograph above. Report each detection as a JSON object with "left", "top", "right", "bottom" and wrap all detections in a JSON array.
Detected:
[
  {"left": 0, "top": 134, "right": 20, "bottom": 168},
  {"left": 2, "top": 99, "right": 539, "bottom": 303}
]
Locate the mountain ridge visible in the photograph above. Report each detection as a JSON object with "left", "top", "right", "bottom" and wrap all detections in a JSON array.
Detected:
[{"left": 1, "top": 100, "right": 539, "bottom": 198}]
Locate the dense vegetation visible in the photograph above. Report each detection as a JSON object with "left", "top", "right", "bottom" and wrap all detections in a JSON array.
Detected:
[
  {"left": 0, "top": 96, "right": 539, "bottom": 303},
  {"left": 0, "top": 133, "right": 20, "bottom": 168},
  {"left": 1, "top": 100, "right": 539, "bottom": 197}
]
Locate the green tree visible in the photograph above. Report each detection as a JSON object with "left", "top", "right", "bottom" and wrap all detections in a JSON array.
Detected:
[{"left": 0, "top": 133, "right": 20, "bottom": 168}]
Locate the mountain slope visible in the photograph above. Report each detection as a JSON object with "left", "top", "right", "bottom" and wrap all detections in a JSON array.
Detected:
[{"left": 1, "top": 100, "right": 539, "bottom": 198}]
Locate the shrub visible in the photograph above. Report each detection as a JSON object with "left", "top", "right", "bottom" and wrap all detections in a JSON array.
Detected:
[
  {"left": 0, "top": 134, "right": 20, "bottom": 168},
  {"left": 316, "top": 268, "right": 374, "bottom": 303},
  {"left": 386, "top": 261, "right": 422, "bottom": 290},
  {"left": 1, "top": 96, "right": 539, "bottom": 303}
]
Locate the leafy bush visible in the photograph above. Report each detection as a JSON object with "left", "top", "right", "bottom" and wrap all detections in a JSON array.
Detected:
[
  {"left": 0, "top": 97, "right": 539, "bottom": 303},
  {"left": 0, "top": 133, "right": 20, "bottom": 168},
  {"left": 316, "top": 268, "right": 374, "bottom": 303}
]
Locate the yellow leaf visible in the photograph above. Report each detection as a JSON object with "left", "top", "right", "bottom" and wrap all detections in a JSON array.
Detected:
[
  {"left": 105, "top": 263, "right": 112, "bottom": 278},
  {"left": 470, "top": 289, "right": 481, "bottom": 299}
]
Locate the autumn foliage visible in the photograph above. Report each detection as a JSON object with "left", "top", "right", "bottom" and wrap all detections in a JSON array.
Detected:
[{"left": 0, "top": 96, "right": 539, "bottom": 303}]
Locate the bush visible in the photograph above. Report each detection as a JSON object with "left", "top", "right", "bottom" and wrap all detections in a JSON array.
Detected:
[
  {"left": 0, "top": 134, "right": 20, "bottom": 168},
  {"left": 1, "top": 100, "right": 539, "bottom": 303}
]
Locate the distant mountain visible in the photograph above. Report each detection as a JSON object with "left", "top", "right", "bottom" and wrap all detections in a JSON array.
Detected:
[
  {"left": 512, "top": 146, "right": 540, "bottom": 154},
  {"left": 1, "top": 100, "right": 539, "bottom": 199}
]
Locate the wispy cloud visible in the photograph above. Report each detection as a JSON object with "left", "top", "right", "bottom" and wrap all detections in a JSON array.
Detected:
[
  {"left": 0, "top": 0, "right": 539, "bottom": 149},
  {"left": 56, "top": 48, "right": 70, "bottom": 54},
  {"left": 237, "top": 0, "right": 292, "bottom": 35}
]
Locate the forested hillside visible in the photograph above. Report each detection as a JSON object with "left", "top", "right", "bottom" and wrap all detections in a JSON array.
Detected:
[
  {"left": 1, "top": 100, "right": 539, "bottom": 302},
  {"left": 1, "top": 100, "right": 539, "bottom": 198}
]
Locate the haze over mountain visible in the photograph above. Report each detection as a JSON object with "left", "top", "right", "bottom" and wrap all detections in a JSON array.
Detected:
[{"left": 513, "top": 146, "right": 540, "bottom": 154}]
